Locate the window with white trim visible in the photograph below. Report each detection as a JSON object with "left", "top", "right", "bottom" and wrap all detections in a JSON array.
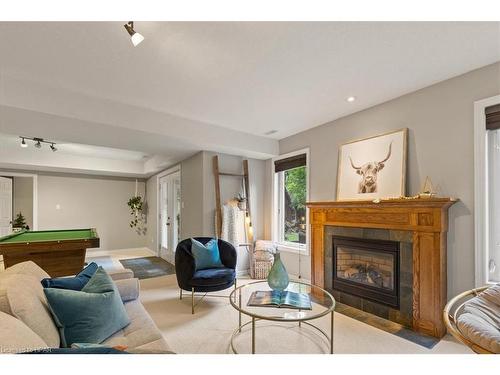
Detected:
[
  {"left": 273, "top": 151, "right": 308, "bottom": 252},
  {"left": 486, "top": 104, "right": 500, "bottom": 283}
]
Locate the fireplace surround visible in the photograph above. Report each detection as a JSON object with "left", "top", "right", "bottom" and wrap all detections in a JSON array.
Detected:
[{"left": 307, "top": 198, "right": 456, "bottom": 338}]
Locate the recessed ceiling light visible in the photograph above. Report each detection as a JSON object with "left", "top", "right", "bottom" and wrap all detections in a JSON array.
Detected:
[
  {"left": 124, "top": 21, "right": 144, "bottom": 47},
  {"left": 346, "top": 96, "right": 356, "bottom": 103}
]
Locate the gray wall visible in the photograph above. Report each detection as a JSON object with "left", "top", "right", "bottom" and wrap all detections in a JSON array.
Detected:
[
  {"left": 201, "top": 151, "right": 266, "bottom": 240},
  {"left": 180, "top": 152, "right": 204, "bottom": 239},
  {"left": 13, "top": 176, "right": 33, "bottom": 229},
  {"left": 37, "top": 174, "right": 147, "bottom": 251},
  {"left": 145, "top": 151, "right": 267, "bottom": 265},
  {"left": 277, "top": 62, "right": 500, "bottom": 297},
  {"left": 145, "top": 152, "right": 204, "bottom": 254}
]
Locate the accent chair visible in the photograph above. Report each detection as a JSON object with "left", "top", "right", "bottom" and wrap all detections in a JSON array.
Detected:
[{"left": 175, "top": 237, "right": 237, "bottom": 314}]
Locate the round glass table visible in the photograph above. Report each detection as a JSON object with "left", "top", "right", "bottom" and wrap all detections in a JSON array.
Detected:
[{"left": 229, "top": 280, "right": 335, "bottom": 354}]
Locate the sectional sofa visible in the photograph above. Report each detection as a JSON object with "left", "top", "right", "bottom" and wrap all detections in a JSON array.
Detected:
[{"left": 0, "top": 261, "right": 172, "bottom": 354}]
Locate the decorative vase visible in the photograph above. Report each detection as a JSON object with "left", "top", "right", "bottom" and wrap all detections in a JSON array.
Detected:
[{"left": 267, "top": 252, "right": 289, "bottom": 292}]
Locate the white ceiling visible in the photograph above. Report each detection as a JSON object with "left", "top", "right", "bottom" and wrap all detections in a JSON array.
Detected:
[{"left": 0, "top": 22, "right": 499, "bottom": 176}]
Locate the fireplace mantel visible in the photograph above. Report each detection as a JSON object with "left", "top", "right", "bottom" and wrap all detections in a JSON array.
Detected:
[{"left": 306, "top": 197, "right": 457, "bottom": 338}]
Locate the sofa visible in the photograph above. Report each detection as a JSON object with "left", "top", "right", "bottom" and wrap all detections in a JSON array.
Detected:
[{"left": 0, "top": 261, "right": 172, "bottom": 354}]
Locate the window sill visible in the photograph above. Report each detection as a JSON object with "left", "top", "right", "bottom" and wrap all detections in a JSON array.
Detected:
[{"left": 276, "top": 242, "right": 309, "bottom": 256}]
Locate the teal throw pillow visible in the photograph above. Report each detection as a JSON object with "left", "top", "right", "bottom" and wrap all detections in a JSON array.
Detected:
[
  {"left": 44, "top": 267, "right": 130, "bottom": 347},
  {"left": 191, "top": 238, "right": 224, "bottom": 270}
]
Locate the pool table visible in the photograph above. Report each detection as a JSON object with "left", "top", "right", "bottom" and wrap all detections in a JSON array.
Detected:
[{"left": 0, "top": 228, "right": 100, "bottom": 277}]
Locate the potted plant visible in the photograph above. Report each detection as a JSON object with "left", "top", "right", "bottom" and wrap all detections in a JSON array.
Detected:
[
  {"left": 235, "top": 193, "right": 247, "bottom": 211},
  {"left": 12, "top": 212, "right": 29, "bottom": 232}
]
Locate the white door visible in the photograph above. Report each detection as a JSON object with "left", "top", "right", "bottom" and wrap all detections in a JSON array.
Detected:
[
  {"left": 159, "top": 171, "right": 181, "bottom": 263},
  {"left": 0, "top": 177, "right": 13, "bottom": 236}
]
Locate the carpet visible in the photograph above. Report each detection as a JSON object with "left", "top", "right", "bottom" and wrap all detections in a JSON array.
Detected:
[
  {"left": 119, "top": 256, "right": 175, "bottom": 279},
  {"left": 138, "top": 275, "right": 472, "bottom": 354}
]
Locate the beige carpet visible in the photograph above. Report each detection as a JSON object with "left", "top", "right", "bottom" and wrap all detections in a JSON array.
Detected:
[{"left": 138, "top": 274, "right": 472, "bottom": 354}]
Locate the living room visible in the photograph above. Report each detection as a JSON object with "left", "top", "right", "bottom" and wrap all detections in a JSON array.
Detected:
[{"left": 1, "top": 1, "right": 499, "bottom": 373}]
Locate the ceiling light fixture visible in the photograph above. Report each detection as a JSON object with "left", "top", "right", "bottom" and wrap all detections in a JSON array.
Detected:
[
  {"left": 124, "top": 21, "right": 144, "bottom": 47},
  {"left": 19, "top": 136, "right": 58, "bottom": 152},
  {"left": 346, "top": 96, "right": 356, "bottom": 103}
]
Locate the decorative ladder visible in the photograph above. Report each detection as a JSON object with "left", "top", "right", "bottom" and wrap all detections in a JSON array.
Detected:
[{"left": 212, "top": 155, "right": 253, "bottom": 247}]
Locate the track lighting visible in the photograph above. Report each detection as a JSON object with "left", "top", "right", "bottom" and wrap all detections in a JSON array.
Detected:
[
  {"left": 124, "top": 21, "right": 144, "bottom": 47},
  {"left": 19, "top": 136, "right": 57, "bottom": 152}
]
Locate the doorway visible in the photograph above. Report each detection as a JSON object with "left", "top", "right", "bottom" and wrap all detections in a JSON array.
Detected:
[
  {"left": 158, "top": 169, "right": 181, "bottom": 264},
  {"left": 0, "top": 177, "right": 13, "bottom": 236},
  {"left": 0, "top": 173, "right": 37, "bottom": 237}
]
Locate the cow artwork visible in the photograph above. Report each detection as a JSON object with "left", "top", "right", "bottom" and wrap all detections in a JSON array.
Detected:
[{"left": 349, "top": 142, "right": 392, "bottom": 194}]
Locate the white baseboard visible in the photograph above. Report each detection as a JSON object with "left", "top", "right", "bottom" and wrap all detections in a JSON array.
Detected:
[{"left": 236, "top": 268, "right": 250, "bottom": 278}]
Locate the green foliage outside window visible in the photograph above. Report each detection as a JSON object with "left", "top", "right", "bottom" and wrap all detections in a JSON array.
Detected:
[{"left": 284, "top": 167, "right": 306, "bottom": 211}]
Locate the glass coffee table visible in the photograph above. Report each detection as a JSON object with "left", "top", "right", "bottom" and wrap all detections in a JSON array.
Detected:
[{"left": 229, "top": 280, "right": 335, "bottom": 354}]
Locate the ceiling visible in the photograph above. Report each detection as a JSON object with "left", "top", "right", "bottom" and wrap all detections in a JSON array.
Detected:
[{"left": 0, "top": 22, "right": 499, "bottom": 176}]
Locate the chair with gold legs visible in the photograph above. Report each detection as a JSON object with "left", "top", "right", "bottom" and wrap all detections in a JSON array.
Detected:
[{"left": 175, "top": 237, "right": 237, "bottom": 314}]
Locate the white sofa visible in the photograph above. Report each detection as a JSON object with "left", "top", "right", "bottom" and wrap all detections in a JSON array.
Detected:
[{"left": 0, "top": 261, "right": 172, "bottom": 354}]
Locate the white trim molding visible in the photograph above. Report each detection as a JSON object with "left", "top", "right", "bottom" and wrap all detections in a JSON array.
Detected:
[
  {"left": 0, "top": 171, "right": 38, "bottom": 231},
  {"left": 271, "top": 148, "right": 310, "bottom": 255},
  {"left": 474, "top": 94, "right": 500, "bottom": 287},
  {"left": 156, "top": 165, "right": 181, "bottom": 257}
]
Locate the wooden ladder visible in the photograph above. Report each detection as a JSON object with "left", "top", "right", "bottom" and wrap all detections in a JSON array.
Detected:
[{"left": 213, "top": 155, "right": 253, "bottom": 246}]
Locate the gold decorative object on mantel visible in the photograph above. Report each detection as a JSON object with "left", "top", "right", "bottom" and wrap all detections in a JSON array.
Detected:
[
  {"left": 418, "top": 176, "right": 437, "bottom": 199},
  {"left": 371, "top": 177, "right": 445, "bottom": 203}
]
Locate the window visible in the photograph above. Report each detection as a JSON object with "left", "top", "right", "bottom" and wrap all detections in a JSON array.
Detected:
[
  {"left": 486, "top": 104, "right": 500, "bottom": 283},
  {"left": 272, "top": 150, "right": 308, "bottom": 253}
]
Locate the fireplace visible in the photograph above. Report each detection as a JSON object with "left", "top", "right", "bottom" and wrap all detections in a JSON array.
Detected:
[{"left": 333, "top": 236, "right": 400, "bottom": 308}]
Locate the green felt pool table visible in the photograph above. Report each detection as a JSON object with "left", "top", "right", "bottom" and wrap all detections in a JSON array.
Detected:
[{"left": 0, "top": 228, "right": 100, "bottom": 277}]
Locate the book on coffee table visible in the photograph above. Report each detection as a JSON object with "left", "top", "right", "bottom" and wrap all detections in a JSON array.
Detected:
[{"left": 247, "top": 290, "right": 312, "bottom": 310}]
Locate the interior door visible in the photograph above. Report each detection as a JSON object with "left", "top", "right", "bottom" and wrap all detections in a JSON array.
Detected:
[
  {"left": 0, "top": 177, "right": 13, "bottom": 236},
  {"left": 159, "top": 171, "right": 181, "bottom": 264}
]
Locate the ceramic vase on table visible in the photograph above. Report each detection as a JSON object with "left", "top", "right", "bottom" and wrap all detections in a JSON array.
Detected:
[{"left": 267, "top": 252, "right": 289, "bottom": 292}]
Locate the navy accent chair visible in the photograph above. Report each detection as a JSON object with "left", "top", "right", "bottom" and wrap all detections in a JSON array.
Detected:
[{"left": 175, "top": 237, "right": 237, "bottom": 314}]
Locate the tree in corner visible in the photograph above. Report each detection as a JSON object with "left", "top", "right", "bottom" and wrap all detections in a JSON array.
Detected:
[{"left": 13, "top": 212, "right": 29, "bottom": 230}]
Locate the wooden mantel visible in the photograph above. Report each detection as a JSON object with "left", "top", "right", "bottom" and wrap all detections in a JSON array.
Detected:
[{"left": 307, "top": 198, "right": 457, "bottom": 338}]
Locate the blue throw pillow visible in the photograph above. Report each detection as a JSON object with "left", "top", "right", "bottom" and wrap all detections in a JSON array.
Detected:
[
  {"left": 44, "top": 267, "right": 130, "bottom": 347},
  {"left": 41, "top": 262, "right": 99, "bottom": 290},
  {"left": 191, "top": 238, "right": 224, "bottom": 270}
]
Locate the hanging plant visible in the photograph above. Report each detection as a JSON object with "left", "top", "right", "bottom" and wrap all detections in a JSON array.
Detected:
[{"left": 127, "top": 196, "right": 147, "bottom": 235}]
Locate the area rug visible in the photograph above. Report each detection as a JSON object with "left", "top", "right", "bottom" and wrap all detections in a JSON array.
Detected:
[{"left": 119, "top": 256, "right": 175, "bottom": 279}]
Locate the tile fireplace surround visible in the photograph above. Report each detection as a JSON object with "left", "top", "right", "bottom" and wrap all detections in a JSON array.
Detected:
[{"left": 307, "top": 198, "right": 456, "bottom": 338}]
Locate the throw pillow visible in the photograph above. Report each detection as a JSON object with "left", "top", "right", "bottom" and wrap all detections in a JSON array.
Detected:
[
  {"left": 191, "top": 238, "right": 224, "bottom": 270},
  {"left": 41, "top": 262, "right": 99, "bottom": 290},
  {"left": 44, "top": 267, "right": 130, "bottom": 347}
]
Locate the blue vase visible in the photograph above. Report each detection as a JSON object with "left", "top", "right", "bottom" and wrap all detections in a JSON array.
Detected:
[{"left": 267, "top": 252, "right": 289, "bottom": 292}]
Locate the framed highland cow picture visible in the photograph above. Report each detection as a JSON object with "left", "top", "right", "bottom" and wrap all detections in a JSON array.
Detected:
[{"left": 336, "top": 128, "right": 407, "bottom": 201}]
